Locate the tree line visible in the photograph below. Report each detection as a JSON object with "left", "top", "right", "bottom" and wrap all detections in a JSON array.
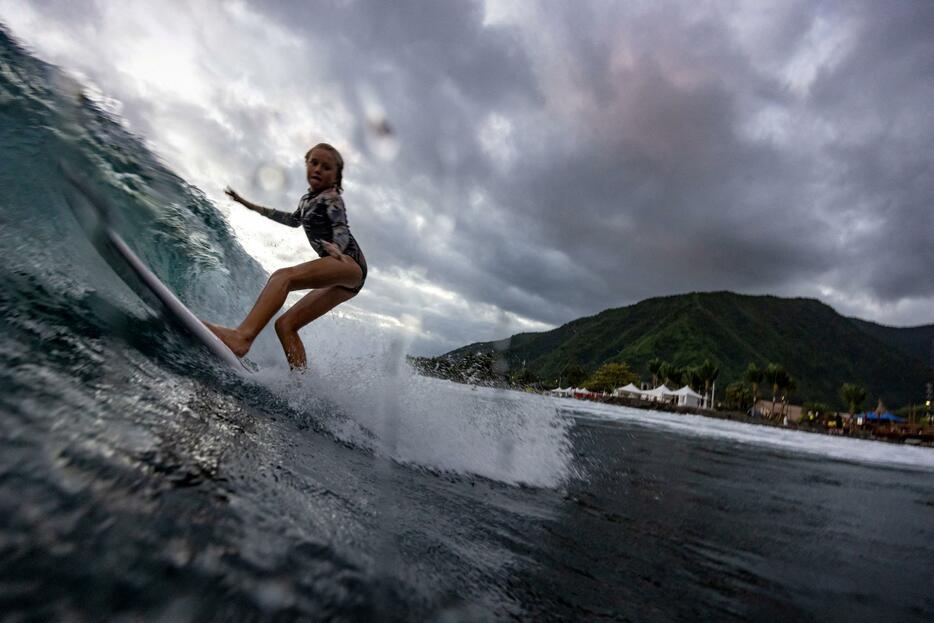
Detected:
[
  {"left": 410, "top": 352, "right": 873, "bottom": 419},
  {"left": 723, "top": 362, "right": 870, "bottom": 421}
]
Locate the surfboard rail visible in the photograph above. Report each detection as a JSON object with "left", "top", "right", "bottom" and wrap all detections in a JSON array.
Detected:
[{"left": 60, "top": 162, "right": 251, "bottom": 374}]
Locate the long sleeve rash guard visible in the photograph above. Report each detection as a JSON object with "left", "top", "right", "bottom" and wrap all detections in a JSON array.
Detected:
[
  {"left": 253, "top": 188, "right": 367, "bottom": 291},
  {"left": 255, "top": 189, "right": 355, "bottom": 256}
]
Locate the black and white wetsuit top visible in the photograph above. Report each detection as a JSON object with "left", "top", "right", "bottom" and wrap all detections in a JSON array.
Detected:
[{"left": 255, "top": 188, "right": 367, "bottom": 293}]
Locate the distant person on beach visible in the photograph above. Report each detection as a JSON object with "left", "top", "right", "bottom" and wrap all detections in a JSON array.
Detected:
[{"left": 204, "top": 143, "right": 367, "bottom": 369}]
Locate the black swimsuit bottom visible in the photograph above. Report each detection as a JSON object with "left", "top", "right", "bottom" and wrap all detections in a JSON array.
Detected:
[{"left": 338, "top": 239, "right": 367, "bottom": 294}]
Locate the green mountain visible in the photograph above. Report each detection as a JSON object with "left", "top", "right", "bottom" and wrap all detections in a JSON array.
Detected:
[
  {"left": 847, "top": 319, "right": 934, "bottom": 367},
  {"left": 445, "top": 292, "right": 934, "bottom": 408}
]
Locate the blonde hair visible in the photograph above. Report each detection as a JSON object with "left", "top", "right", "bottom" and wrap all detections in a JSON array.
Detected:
[{"left": 305, "top": 143, "right": 344, "bottom": 192}]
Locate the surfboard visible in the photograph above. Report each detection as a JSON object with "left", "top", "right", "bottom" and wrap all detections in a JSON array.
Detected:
[{"left": 61, "top": 163, "right": 251, "bottom": 374}]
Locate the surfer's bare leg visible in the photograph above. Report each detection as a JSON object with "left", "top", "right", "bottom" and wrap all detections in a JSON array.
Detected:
[
  {"left": 205, "top": 256, "right": 361, "bottom": 357},
  {"left": 275, "top": 286, "right": 356, "bottom": 369}
]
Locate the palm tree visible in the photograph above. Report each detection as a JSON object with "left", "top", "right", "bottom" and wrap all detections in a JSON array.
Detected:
[
  {"left": 773, "top": 370, "right": 793, "bottom": 420},
  {"left": 744, "top": 363, "right": 763, "bottom": 414},
  {"left": 686, "top": 366, "right": 703, "bottom": 391},
  {"left": 781, "top": 376, "right": 797, "bottom": 418},
  {"left": 648, "top": 357, "right": 663, "bottom": 387},
  {"left": 697, "top": 359, "right": 720, "bottom": 408},
  {"left": 725, "top": 381, "right": 753, "bottom": 411},
  {"left": 840, "top": 383, "right": 867, "bottom": 417},
  {"left": 764, "top": 363, "right": 785, "bottom": 419},
  {"left": 670, "top": 366, "right": 686, "bottom": 387}
]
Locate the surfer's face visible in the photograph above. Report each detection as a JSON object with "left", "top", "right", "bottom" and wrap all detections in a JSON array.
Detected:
[{"left": 305, "top": 148, "right": 339, "bottom": 192}]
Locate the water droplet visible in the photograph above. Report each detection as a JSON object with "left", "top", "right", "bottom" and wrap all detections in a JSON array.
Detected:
[
  {"left": 356, "top": 82, "right": 400, "bottom": 161},
  {"left": 255, "top": 164, "right": 286, "bottom": 191}
]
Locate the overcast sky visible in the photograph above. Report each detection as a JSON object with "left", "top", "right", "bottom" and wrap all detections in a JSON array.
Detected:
[{"left": 2, "top": 0, "right": 932, "bottom": 355}]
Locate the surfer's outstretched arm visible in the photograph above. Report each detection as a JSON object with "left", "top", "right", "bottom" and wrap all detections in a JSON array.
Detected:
[{"left": 224, "top": 187, "right": 301, "bottom": 227}]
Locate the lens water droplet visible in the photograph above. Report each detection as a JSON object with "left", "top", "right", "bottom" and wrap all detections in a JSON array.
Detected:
[
  {"left": 255, "top": 164, "right": 286, "bottom": 191},
  {"left": 356, "top": 82, "right": 400, "bottom": 161}
]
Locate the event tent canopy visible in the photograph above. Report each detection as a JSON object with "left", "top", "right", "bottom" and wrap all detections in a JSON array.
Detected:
[
  {"left": 643, "top": 384, "right": 674, "bottom": 396},
  {"left": 860, "top": 411, "right": 906, "bottom": 422},
  {"left": 672, "top": 386, "right": 702, "bottom": 398}
]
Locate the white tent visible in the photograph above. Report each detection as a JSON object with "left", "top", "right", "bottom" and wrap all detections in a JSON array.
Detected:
[
  {"left": 672, "top": 385, "right": 703, "bottom": 407},
  {"left": 643, "top": 384, "right": 676, "bottom": 403},
  {"left": 613, "top": 383, "right": 643, "bottom": 397}
]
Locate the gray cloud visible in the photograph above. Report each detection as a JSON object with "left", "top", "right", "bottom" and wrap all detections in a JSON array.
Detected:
[
  {"left": 2, "top": 0, "right": 932, "bottom": 355},
  {"left": 369, "top": 0, "right": 934, "bottom": 330}
]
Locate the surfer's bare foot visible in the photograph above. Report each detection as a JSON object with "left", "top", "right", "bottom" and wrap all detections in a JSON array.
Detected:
[{"left": 203, "top": 321, "right": 251, "bottom": 357}]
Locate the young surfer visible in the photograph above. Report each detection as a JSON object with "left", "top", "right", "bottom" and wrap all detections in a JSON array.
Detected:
[{"left": 204, "top": 143, "right": 367, "bottom": 369}]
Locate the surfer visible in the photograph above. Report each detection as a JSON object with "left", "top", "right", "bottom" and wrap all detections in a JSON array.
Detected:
[{"left": 204, "top": 143, "right": 367, "bottom": 369}]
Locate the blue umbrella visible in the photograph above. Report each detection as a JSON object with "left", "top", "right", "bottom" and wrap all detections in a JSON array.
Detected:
[{"left": 879, "top": 412, "right": 906, "bottom": 422}]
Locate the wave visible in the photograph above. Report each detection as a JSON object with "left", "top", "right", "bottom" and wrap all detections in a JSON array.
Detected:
[{"left": 0, "top": 27, "right": 574, "bottom": 488}]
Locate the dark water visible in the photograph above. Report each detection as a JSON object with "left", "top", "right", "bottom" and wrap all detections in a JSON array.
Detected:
[
  {"left": 530, "top": 412, "right": 934, "bottom": 621},
  {"left": 2, "top": 28, "right": 933, "bottom": 622}
]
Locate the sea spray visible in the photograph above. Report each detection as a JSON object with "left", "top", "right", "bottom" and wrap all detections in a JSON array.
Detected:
[{"left": 252, "top": 311, "right": 578, "bottom": 488}]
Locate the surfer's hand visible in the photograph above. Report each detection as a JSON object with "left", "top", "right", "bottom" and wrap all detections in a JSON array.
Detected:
[
  {"left": 224, "top": 186, "right": 244, "bottom": 204},
  {"left": 321, "top": 240, "right": 350, "bottom": 262}
]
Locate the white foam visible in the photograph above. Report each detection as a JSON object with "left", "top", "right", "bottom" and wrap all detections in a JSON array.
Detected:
[
  {"left": 560, "top": 399, "right": 934, "bottom": 472},
  {"left": 246, "top": 314, "right": 576, "bottom": 488}
]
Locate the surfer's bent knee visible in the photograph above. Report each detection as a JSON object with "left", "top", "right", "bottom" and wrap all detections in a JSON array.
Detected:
[
  {"left": 274, "top": 315, "right": 295, "bottom": 336},
  {"left": 268, "top": 267, "right": 294, "bottom": 292}
]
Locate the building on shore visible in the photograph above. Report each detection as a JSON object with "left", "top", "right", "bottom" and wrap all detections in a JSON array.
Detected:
[{"left": 754, "top": 399, "right": 802, "bottom": 422}]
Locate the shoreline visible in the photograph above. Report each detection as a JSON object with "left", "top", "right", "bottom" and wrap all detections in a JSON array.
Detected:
[
  {"left": 410, "top": 367, "right": 934, "bottom": 448},
  {"left": 556, "top": 393, "right": 934, "bottom": 448}
]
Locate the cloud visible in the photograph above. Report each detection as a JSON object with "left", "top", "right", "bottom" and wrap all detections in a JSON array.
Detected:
[{"left": 2, "top": 0, "right": 932, "bottom": 356}]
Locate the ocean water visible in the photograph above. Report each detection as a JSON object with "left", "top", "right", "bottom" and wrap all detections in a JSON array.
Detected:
[{"left": 2, "top": 30, "right": 933, "bottom": 622}]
